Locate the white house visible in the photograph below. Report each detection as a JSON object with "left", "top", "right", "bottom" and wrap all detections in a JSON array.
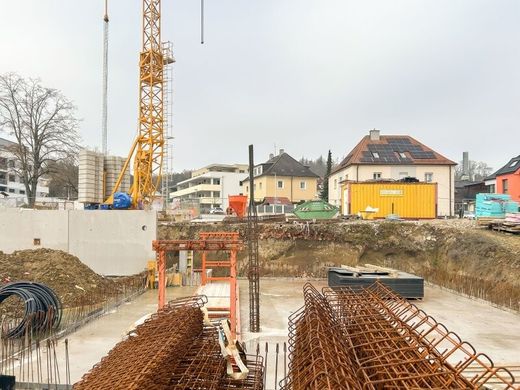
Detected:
[
  {"left": 0, "top": 137, "right": 49, "bottom": 205},
  {"left": 329, "top": 130, "right": 456, "bottom": 216},
  {"left": 169, "top": 163, "right": 248, "bottom": 212}
]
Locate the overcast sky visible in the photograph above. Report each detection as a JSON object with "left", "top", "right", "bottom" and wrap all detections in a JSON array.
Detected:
[{"left": 0, "top": 0, "right": 519, "bottom": 172}]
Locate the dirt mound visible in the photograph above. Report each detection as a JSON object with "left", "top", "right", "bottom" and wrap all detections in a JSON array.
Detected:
[
  {"left": 159, "top": 220, "right": 520, "bottom": 311},
  {"left": 0, "top": 248, "right": 119, "bottom": 308}
]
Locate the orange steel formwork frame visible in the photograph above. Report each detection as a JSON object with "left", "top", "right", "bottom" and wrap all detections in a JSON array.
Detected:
[{"left": 152, "top": 232, "right": 242, "bottom": 338}]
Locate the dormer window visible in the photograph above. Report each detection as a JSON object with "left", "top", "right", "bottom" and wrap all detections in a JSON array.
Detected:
[
  {"left": 399, "top": 152, "right": 407, "bottom": 159},
  {"left": 509, "top": 160, "right": 518, "bottom": 168},
  {"left": 372, "top": 152, "right": 379, "bottom": 158}
]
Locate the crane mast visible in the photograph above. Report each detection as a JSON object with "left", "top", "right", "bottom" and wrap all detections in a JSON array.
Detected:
[{"left": 106, "top": 0, "right": 165, "bottom": 209}]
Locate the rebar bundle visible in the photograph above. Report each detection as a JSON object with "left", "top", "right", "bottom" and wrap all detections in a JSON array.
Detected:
[
  {"left": 281, "top": 282, "right": 519, "bottom": 390},
  {"left": 74, "top": 295, "right": 264, "bottom": 390},
  {"left": 247, "top": 144, "right": 260, "bottom": 332}
]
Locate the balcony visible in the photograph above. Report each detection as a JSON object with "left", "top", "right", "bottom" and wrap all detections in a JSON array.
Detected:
[{"left": 171, "top": 183, "right": 220, "bottom": 198}]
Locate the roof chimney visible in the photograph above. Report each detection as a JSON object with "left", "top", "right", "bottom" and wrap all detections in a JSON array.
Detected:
[
  {"left": 462, "top": 151, "right": 470, "bottom": 180},
  {"left": 279, "top": 148, "right": 285, "bottom": 155},
  {"left": 269, "top": 153, "right": 274, "bottom": 159},
  {"left": 369, "top": 129, "right": 380, "bottom": 141}
]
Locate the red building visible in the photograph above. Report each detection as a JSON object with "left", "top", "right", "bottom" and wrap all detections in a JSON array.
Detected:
[{"left": 493, "top": 155, "right": 520, "bottom": 202}]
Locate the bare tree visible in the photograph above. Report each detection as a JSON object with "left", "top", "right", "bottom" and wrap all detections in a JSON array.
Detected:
[
  {"left": 0, "top": 73, "right": 80, "bottom": 207},
  {"left": 47, "top": 158, "right": 79, "bottom": 199},
  {"left": 455, "top": 160, "right": 493, "bottom": 181}
]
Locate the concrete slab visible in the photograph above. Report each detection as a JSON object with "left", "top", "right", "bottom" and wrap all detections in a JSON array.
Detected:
[
  {"left": 197, "top": 282, "right": 230, "bottom": 309},
  {"left": 415, "top": 285, "right": 520, "bottom": 364},
  {"left": 238, "top": 278, "right": 520, "bottom": 389}
]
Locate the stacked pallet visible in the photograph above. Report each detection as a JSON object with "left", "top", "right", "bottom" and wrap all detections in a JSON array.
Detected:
[
  {"left": 477, "top": 217, "right": 503, "bottom": 227},
  {"left": 475, "top": 193, "right": 519, "bottom": 219},
  {"left": 78, "top": 150, "right": 104, "bottom": 204},
  {"left": 492, "top": 213, "right": 520, "bottom": 234},
  {"left": 328, "top": 264, "right": 424, "bottom": 299},
  {"left": 104, "top": 155, "right": 130, "bottom": 198}
]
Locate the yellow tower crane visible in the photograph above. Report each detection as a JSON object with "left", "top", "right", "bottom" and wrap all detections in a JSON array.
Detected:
[{"left": 105, "top": 0, "right": 172, "bottom": 209}]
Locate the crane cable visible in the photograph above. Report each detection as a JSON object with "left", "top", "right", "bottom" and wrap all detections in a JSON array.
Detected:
[
  {"left": 102, "top": 0, "right": 109, "bottom": 155},
  {"left": 201, "top": 0, "right": 204, "bottom": 44}
]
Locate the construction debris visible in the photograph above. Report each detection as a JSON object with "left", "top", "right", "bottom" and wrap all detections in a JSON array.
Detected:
[
  {"left": 281, "top": 282, "right": 519, "bottom": 389},
  {"left": 490, "top": 213, "right": 520, "bottom": 234},
  {"left": 74, "top": 295, "right": 264, "bottom": 390}
]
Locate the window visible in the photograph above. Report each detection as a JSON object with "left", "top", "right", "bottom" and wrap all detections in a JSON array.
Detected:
[
  {"left": 8, "top": 174, "right": 15, "bottom": 182},
  {"left": 399, "top": 152, "right": 407, "bottom": 159},
  {"left": 213, "top": 178, "right": 220, "bottom": 185},
  {"left": 8, "top": 188, "right": 15, "bottom": 193},
  {"left": 424, "top": 173, "right": 433, "bottom": 183},
  {"left": 489, "top": 184, "right": 495, "bottom": 193},
  {"left": 277, "top": 180, "right": 284, "bottom": 189},
  {"left": 333, "top": 179, "right": 337, "bottom": 190},
  {"left": 0, "top": 157, "right": 6, "bottom": 170},
  {"left": 8, "top": 160, "right": 15, "bottom": 168},
  {"left": 509, "top": 161, "right": 518, "bottom": 168},
  {"left": 372, "top": 152, "right": 379, "bottom": 158},
  {"left": 399, "top": 172, "right": 408, "bottom": 179},
  {"left": 246, "top": 186, "right": 249, "bottom": 193},
  {"left": 19, "top": 190, "right": 25, "bottom": 195},
  {"left": 373, "top": 172, "right": 382, "bottom": 180},
  {"left": 259, "top": 182, "right": 262, "bottom": 189},
  {"left": 0, "top": 186, "right": 7, "bottom": 192},
  {"left": 503, "top": 179, "right": 509, "bottom": 194},
  {"left": 300, "top": 181, "right": 306, "bottom": 190}
]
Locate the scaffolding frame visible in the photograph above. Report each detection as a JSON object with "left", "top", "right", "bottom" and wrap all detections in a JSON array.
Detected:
[{"left": 152, "top": 233, "right": 243, "bottom": 339}]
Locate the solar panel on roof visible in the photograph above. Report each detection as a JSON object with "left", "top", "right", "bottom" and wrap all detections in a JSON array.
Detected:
[
  {"left": 387, "top": 138, "right": 412, "bottom": 145},
  {"left": 410, "top": 151, "right": 435, "bottom": 159}
]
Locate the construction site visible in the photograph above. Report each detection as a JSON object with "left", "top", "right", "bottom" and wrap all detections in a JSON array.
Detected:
[{"left": 0, "top": 0, "right": 520, "bottom": 389}]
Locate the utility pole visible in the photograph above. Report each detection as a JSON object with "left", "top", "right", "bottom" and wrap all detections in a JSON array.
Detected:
[{"left": 247, "top": 145, "right": 260, "bottom": 332}]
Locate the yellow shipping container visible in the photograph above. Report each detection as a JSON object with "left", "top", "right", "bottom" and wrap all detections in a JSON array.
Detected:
[{"left": 342, "top": 182, "right": 437, "bottom": 219}]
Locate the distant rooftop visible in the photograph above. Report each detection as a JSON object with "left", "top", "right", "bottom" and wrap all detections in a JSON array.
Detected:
[
  {"left": 486, "top": 155, "right": 520, "bottom": 180},
  {"left": 245, "top": 152, "right": 319, "bottom": 181},
  {"left": 333, "top": 130, "right": 456, "bottom": 174},
  {"left": 0, "top": 137, "right": 17, "bottom": 148}
]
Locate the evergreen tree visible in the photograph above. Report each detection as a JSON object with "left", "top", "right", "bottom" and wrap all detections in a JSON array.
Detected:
[{"left": 321, "top": 150, "right": 332, "bottom": 201}]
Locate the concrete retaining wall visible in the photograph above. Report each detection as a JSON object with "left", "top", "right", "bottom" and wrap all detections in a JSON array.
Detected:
[{"left": 0, "top": 209, "right": 157, "bottom": 276}]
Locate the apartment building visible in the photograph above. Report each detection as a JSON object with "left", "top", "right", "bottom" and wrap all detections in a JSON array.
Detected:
[
  {"left": 169, "top": 163, "right": 248, "bottom": 212},
  {"left": 0, "top": 137, "right": 49, "bottom": 202}
]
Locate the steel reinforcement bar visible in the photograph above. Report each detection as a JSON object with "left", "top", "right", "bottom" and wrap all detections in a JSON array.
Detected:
[
  {"left": 73, "top": 295, "right": 264, "bottom": 390},
  {"left": 281, "top": 282, "right": 518, "bottom": 390}
]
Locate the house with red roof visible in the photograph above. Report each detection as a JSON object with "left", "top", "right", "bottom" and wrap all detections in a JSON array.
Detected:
[{"left": 329, "top": 129, "right": 457, "bottom": 216}]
